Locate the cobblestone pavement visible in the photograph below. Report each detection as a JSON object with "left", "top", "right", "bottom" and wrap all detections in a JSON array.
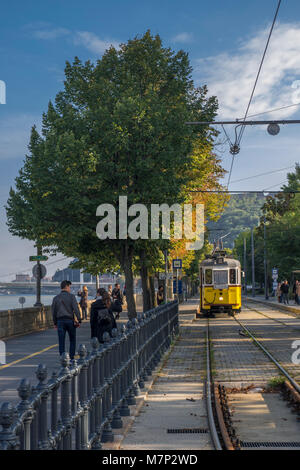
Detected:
[
  {"left": 208, "top": 315, "right": 279, "bottom": 384},
  {"left": 120, "top": 300, "right": 213, "bottom": 450},
  {"left": 237, "top": 304, "right": 300, "bottom": 382}
]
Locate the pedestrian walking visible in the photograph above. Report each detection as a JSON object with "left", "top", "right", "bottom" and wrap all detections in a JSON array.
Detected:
[
  {"left": 111, "top": 283, "right": 123, "bottom": 319},
  {"left": 77, "top": 285, "right": 88, "bottom": 320},
  {"left": 90, "top": 288, "right": 117, "bottom": 342},
  {"left": 157, "top": 285, "right": 164, "bottom": 305},
  {"left": 280, "top": 280, "right": 289, "bottom": 305},
  {"left": 51, "top": 280, "right": 81, "bottom": 360}
]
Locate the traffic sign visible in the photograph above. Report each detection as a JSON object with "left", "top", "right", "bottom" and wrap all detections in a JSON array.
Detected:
[
  {"left": 19, "top": 297, "right": 26, "bottom": 307},
  {"left": 172, "top": 259, "right": 182, "bottom": 269},
  {"left": 272, "top": 268, "right": 278, "bottom": 281},
  {"left": 32, "top": 264, "right": 47, "bottom": 279},
  {"left": 29, "top": 255, "right": 48, "bottom": 262}
]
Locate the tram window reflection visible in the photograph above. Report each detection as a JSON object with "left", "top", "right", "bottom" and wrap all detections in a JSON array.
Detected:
[
  {"left": 230, "top": 269, "right": 236, "bottom": 284},
  {"left": 205, "top": 269, "right": 212, "bottom": 284}
]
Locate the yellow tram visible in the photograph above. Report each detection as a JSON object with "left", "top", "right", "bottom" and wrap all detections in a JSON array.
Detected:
[{"left": 198, "top": 249, "right": 242, "bottom": 317}]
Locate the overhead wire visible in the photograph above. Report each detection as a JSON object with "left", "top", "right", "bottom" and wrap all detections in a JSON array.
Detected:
[
  {"left": 236, "top": 0, "right": 282, "bottom": 148},
  {"left": 230, "top": 165, "right": 295, "bottom": 184}
]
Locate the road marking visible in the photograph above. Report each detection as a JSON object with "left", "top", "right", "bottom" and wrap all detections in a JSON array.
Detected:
[{"left": 0, "top": 343, "right": 58, "bottom": 370}]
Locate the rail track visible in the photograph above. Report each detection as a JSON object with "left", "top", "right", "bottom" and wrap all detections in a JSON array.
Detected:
[
  {"left": 205, "top": 311, "right": 300, "bottom": 450},
  {"left": 205, "top": 322, "right": 235, "bottom": 450},
  {"left": 233, "top": 314, "right": 300, "bottom": 394}
]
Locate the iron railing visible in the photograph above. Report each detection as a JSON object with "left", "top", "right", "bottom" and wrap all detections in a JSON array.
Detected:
[{"left": 0, "top": 301, "right": 178, "bottom": 450}]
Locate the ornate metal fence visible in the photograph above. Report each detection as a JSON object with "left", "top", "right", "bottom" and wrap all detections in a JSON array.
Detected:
[{"left": 0, "top": 301, "right": 178, "bottom": 450}]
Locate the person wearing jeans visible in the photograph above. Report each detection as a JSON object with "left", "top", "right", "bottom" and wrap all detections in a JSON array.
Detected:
[
  {"left": 52, "top": 280, "right": 81, "bottom": 360},
  {"left": 57, "top": 319, "right": 77, "bottom": 359}
]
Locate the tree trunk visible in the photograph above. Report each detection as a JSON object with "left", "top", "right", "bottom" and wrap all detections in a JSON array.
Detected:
[
  {"left": 139, "top": 249, "right": 152, "bottom": 312},
  {"left": 149, "top": 275, "right": 156, "bottom": 308},
  {"left": 120, "top": 243, "right": 136, "bottom": 319}
]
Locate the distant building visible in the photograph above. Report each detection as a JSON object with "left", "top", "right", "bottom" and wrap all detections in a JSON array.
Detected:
[
  {"left": 14, "top": 274, "right": 31, "bottom": 282},
  {"left": 52, "top": 266, "right": 96, "bottom": 283}
]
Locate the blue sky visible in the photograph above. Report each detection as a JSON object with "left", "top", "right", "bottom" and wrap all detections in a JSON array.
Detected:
[{"left": 0, "top": 0, "right": 300, "bottom": 280}]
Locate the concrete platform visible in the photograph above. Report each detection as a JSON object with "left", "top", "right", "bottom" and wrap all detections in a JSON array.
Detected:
[{"left": 228, "top": 392, "right": 300, "bottom": 449}]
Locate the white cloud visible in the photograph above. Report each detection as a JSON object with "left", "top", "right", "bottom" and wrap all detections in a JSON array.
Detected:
[
  {"left": 172, "top": 32, "right": 193, "bottom": 44},
  {"left": 28, "top": 23, "right": 119, "bottom": 55},
  {"left": 73, "top": 31, "right": 119, "bottom": 54},
  {"left": 33, "top": 27, "right": 70, "bottom": 40},
  {"left": 194, "top": 22, "right": 300, "bottom": 120}
]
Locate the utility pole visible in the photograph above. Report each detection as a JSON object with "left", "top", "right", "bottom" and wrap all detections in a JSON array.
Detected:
[
  {"left": 264, "top": 216, "right": 269, "bottom": 300},
  {"left": 243, "top": 237, "right": 247, "bottom": 296},
  {"left": 251, "top": 228, "right": 255, "bottom": 297}
]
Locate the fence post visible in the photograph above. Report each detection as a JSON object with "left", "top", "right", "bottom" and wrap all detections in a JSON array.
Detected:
[
  {"left": 91, "top": 337, "right": 102, "bottom": 449},
  {"left": 35, "top": 364, "right": 50, "bottom": 450},
  {"left": 0, "top": 402, "right": 19, "bottom": 450},
  {"left": 78, "top": 344, "right": 89, "bottom": 450},
  {"left": 17, "top": 378, "right": 33, "bottom": 450},
  {"left": 119, "top": 325, "right": 131, "bottom": 416},
  {"left": 111, "top": 329, "right": 123, "bottom": 429}
]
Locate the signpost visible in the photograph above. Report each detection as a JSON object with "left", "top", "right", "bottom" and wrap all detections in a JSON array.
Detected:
[
  {"left": 272, "top": 268, "right": 279, "bottom": 297},
  {"left": 172, "top": 259, "right": 182, "bottom": 300},
  {"left": 18, "top": 297, "right": 26, "bottom": 308},
  {"left": 29, "top": 247, "right": 46, "bottom": 307}
]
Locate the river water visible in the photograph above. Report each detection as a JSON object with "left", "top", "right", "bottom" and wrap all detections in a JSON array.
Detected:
[{"left": 0, "top": 294, "right": 55, "bottom": 310}]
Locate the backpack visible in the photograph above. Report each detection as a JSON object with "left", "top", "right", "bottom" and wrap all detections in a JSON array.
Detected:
[
  {"left": 111, "top": 299, "right": 123, "bottom": 313},
  {"left": 97, "top": 308, "right": 112, "bottom": 325}
]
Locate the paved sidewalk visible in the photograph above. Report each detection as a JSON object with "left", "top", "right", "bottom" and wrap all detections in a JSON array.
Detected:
[
  {"left": 0, "top": 310, "right": 130, "bottom": 404},
  {"left": 119, "top": 299, "right": 213, "bottom": 450},
  {"left": 244, "top": 295, "right": 300, "bottom": 316}
]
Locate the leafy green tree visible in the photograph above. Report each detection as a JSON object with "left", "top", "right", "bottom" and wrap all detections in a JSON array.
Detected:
[{"left": 6, "top": 31, "right": 220, "bottom": 317}]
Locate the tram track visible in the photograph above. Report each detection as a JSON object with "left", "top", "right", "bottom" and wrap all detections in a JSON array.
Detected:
[
  {"left": 205, "top": 313, "right": 300, "bottom": 450},
  {"left": 205, "top": 321, "right": 235, "bottom": 450},
  {"left": 233, "top": 315, "right": 300, "bottom": 394}
]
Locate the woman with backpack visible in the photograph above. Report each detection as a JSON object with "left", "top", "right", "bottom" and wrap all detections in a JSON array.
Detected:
[{"left": 90, "top": 288, "right": 117, "bottom": 343}]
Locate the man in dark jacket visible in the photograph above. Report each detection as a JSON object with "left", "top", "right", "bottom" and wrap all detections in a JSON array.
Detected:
[
  {"left": 90, "top": 288, "right": 117, "bottom": 342},
  {"left": 51, "top": 280, "right": 81, "bottom": 360},
  {"left": 280, "top": 280, "right": 290, "bottom": 305}
]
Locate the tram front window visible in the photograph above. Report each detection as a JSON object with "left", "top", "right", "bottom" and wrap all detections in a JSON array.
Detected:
[{"left": 213, "top": 270, "right": 228, "bottom": 286}]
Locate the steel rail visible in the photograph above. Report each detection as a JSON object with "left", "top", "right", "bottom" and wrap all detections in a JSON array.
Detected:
[
  {"left": 234, "top": 317, "right": 300, "bottom": 395},
  {"left": 206, "top": 323, "right": 222, "bottom": 450}
]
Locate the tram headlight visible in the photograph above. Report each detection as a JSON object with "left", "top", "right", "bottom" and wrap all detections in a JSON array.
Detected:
[{"left": 219, "top": 296, "right": 223, "bottom": 301}]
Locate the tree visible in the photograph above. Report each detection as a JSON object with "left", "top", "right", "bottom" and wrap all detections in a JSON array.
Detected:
[
  {"left": 6, "top": 31, "right": 220, "bottom": 317},
  {"left": 233, "top": 165, "right": 300, "bottom": 286}
]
